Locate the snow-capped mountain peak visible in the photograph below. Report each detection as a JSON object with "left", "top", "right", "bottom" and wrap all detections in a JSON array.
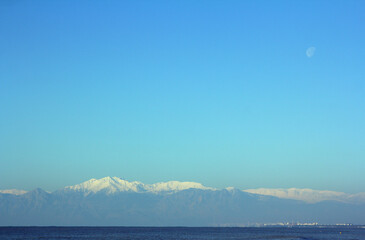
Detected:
[
  {"left": 64, "top": 177, "right": 214, "bottom": 195},
  {"left": 62, "top": 178, "right": 365, "bottom": 204},
  {"left": 0, "top": 189, "right": 27, "bottom": 195},
  {"left": 64, "top": 176, "right": 145, "bottom": 194},
  {"left": 147, "top": 181, "right": 214, "bottom": 192}
]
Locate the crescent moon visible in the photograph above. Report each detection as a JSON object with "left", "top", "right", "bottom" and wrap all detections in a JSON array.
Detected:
[{"left": 306, "top": 47, "right": 316, "bottom": 58}]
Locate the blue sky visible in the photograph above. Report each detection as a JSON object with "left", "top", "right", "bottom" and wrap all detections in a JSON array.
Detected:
[{"left": 1, "top": 0, "right": 364, "bottom": 192}]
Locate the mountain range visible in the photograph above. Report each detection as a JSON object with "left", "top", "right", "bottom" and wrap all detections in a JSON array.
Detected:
[{"left": 1, "top": 177, "right": 364, "bottom": 226}]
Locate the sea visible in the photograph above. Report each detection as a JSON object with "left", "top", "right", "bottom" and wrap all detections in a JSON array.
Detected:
[{"left": 0, "top": 226, "right": 364, "bottom": 240}]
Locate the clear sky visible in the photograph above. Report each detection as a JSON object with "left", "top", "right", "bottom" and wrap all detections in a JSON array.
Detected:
[{"left": 1, "top": 0, "right": 364, "bottom": 193}]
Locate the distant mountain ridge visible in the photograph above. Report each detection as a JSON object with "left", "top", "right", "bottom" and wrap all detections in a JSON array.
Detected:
[
  {"left": 62, "top": 176, "right": 214, "bottom": 195},
  {"left": 1, "top": 177, "right": 365, "bottom": 226},
  {"left": 243, "top": 188, "right": 365, "bottom": 204},
  {"left": 2, "top": 176, "right": 364, "bottom": 204}
]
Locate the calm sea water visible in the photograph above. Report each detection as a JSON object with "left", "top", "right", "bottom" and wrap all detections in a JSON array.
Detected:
[{"left": 0, "top": 226, "right": 364, "bottom": 240}]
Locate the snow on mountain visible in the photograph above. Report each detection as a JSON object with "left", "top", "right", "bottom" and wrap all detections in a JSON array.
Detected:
[
  {"left": 242, "top": 188, "right": 365, "bottom": 203},
  {"left": 62, "top": 177, "right": 365, "bottom": 203},
  {"left": 346, "top": 192, "right": 365, "bottom": 204},
  {"left": 0, "top": 189, "right": 27, "bottom": 195},
  {"left": 146, "top": 181, "right": 214, "bottom": 192},
  {"left": 64, "top": 176, "right": 214, "bottom": 195},
  {"left": 2, "top": 183, "right": 365, "bottom": 226},
  {"left": 10, "top": 176, "right": 361, "bottom": 204},
  {"left": 64, "top": 177, "right": 145, "bottom": 194}
]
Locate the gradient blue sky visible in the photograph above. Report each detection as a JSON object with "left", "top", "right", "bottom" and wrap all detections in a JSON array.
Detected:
[{"left": 1, "top": 0, "right": 364, "bottom": 192}]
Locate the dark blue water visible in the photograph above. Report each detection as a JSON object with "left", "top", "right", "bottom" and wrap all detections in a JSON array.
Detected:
[{"left": 0, "top": 227, "right": 364, "bottom": 240}]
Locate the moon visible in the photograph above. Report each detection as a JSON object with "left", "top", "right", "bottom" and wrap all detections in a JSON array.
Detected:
[{"left": 306, "top": 47, "right": 316, "bottom": 58}]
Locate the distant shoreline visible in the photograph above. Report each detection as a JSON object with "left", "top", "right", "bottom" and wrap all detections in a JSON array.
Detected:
[{"left": 1, "top": 225, "right": 364, "bottom": 228}]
